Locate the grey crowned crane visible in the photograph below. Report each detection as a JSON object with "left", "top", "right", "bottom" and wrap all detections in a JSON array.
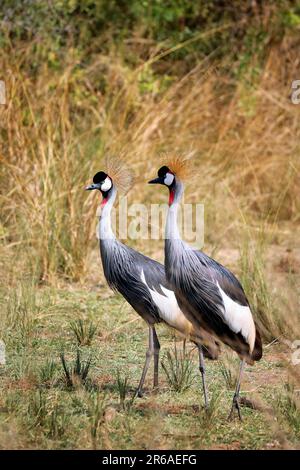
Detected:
[
  {"left": 149, "top": 156, "right": 263, "bottom": 419},
  {"left": 86, "top": 158, "right": 220, "bottom": 401}
]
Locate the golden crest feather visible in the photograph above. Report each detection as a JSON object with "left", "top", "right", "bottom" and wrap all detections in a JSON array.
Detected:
[
  {"left": 160, "top": 153, "right": 193, "bottom": 181},
  {"left": 105, "top": 157, "right": 134, "bottom": 194}
]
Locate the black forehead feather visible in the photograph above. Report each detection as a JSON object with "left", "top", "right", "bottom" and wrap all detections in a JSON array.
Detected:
[
  {"left": 158, "top": 166, "right": 171, "bottom": 177},
  {"left": 93, "top": 171, "right": 108, "bottom": 184}
]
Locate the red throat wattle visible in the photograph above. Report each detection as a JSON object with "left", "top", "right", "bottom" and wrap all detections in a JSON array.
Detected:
[
  {"left": 169, "top": 189, "right": 175, "bottom": 206},
  {"left": 101, "top": 197, "right": 108, "bottom": 208}
]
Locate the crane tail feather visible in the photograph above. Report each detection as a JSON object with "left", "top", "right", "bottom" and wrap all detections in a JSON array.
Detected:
[{"left": 251, "top": 323, "right": 263, "bottom": 361}]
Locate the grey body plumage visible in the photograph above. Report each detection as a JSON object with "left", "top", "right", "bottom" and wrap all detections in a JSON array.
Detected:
[
  {"left": 101, "top": 237, "right": 167, "bottom": 325},
  {"left": 165, "top": 238, "right": 262, "bottom": 362}
]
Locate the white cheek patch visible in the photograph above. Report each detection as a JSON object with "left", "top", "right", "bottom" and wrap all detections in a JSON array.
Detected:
[
  {"left": 101, "top": 177, "right": 112, "bottom": 192},
  {"left": 164, "top": 172, "right": 175, "bottom": 186}
]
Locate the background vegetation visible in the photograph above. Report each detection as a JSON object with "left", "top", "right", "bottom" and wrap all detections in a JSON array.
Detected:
[{"left": 0, "top": 0, "right": 299, "bottom": 449}]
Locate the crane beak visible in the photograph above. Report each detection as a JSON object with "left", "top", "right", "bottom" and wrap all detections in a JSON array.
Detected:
[
  {"left": 148, "top": 177, "right": 164, "bottom": 185},
  {"left": 85, "top": 183, "right": 102, "bottom": 191}
]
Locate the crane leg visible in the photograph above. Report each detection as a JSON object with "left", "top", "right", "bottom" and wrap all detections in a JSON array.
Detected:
[
  {"left": 152, "top": 326, "right": 160, "bottom": 390},
  {"left": 198, "top": 345, "right": 209, "bottom": 410},
  {"left": 228, "top": 359, "right": 245, "bottom": 421},
  {"left": 136, "top": 325, "right": 158, "bottom": 397}
]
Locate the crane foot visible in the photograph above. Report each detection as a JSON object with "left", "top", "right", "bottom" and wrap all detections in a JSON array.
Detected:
[{"left": 228, "top": 394, "right": 243, "bottom": 421}]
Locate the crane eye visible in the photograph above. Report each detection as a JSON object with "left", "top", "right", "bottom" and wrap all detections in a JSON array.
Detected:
[
  {"left": 164, "top": 172, "right": 175, "bottom": 186},
  {"left": 101, "top": 176, "right": 112, "bottom": 192}
]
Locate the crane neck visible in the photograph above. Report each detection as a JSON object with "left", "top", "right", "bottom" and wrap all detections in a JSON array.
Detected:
[
  {"left": 99, "top": 186, "right": 117, "bottom": 241},
  {"left": 166, "top": 180, "right": 184, "bottom": 241}
]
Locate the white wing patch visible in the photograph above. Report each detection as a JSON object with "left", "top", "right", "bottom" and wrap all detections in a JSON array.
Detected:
[
  {"left": 140, "top": 270, "right": 191, "bottom": 334},
  {"left": 217, "top": 283, "right": 255, "bottom": 352}
]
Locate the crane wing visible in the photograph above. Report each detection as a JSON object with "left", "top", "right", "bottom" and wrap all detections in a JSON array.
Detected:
[
  {"left": 193, "top": 250, "right": 249, "bottom": 306},
  {"left": 174, "top": 248, "right": 256, "bottom": 352}
]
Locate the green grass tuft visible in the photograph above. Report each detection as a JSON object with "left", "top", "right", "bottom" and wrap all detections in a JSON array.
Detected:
[
  {"left": 161, "top": 340, "right": 194, "bottom": 393},
  {"left": 60, "top": 349, "right": 92, "bottom": 389},
  {"left": 69, "top": 319, "right": 98, "bottom": 346}
]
